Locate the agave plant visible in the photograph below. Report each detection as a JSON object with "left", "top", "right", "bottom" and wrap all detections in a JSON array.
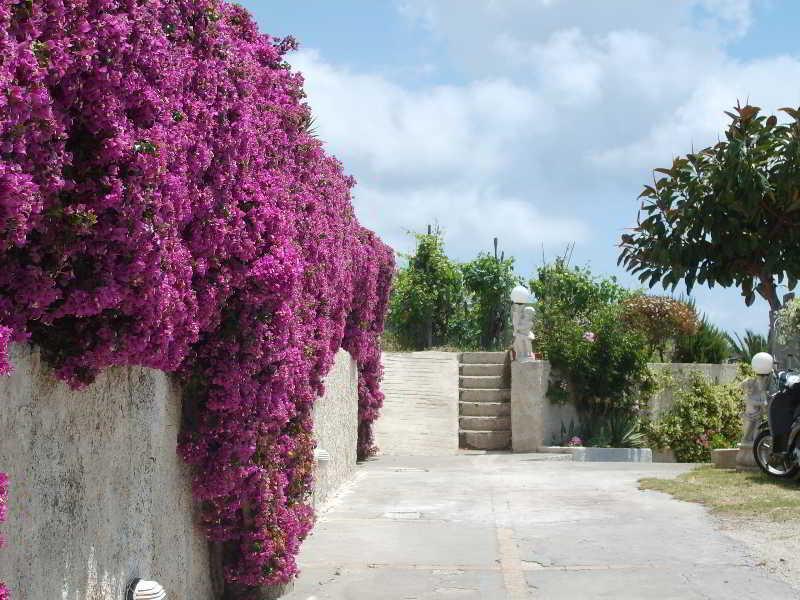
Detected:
[{"left": 726, "top": 329, "right": 768, "bottom": 364}]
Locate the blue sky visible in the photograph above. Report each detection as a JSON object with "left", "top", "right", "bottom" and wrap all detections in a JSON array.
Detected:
[{"left": 238, "top": 0, "right": 800, "bottom": 336}]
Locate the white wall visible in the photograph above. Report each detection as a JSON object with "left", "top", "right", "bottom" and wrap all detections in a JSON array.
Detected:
[
  {"left": 312, "top": 349, "right": 359, "bottom": 509},
  {"left": 0, "top": 344, "right": 362, "bottom": 599},
  {"left": 0, "top": 344, "right": 213, "bottom": 600}
]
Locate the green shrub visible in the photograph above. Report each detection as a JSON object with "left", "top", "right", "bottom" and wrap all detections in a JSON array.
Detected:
[
  {"left": 643, "top": 371, "right": 742, "bottom": 462},
  {"left": 531, "top": 260, "right": 652, "bottom": 416},
  {"left": 462, "top": 251, "right": 521, "bottom": 350},
  {"left": 387, "top": 229, "right": 469, "bottom": 350}
]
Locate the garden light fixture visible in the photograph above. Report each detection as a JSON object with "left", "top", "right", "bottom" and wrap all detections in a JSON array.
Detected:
[{"left": 126, "top": 579, "right": 166, "bottom": 600}]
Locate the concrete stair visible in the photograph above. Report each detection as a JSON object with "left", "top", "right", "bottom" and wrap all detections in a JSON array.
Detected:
[{"left": 458, "top": 352, "right": 511, "bottom": 451}]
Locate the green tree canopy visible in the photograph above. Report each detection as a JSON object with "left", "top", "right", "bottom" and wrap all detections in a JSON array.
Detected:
[
  {"left": 462, "top": 248, "right": 520, "bottom": 350},
  {"left": 387, "top": 228, "right": 466, "bottom": 349},
  {"left": 619, "top": 103, "right": 800, "bottom": 316}
]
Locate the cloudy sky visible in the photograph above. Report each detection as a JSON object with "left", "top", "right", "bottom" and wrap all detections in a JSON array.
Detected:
[{"left": 239, "top": 0, "right": 800, "bottom": 336}]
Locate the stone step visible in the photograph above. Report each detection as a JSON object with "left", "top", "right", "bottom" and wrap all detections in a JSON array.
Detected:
[
  {"left": 459, "top": 416, "right": 511, "bottom": 431},
  {"left": 459, "top": 430, "right": 511, "bottom": 451},
  {"left": 459, "top": 401, "right": 510, "bottom": 417},
  {"left": 459, "top": 351, "right": 507, "bottom": 365},
  {"left": 460, "top": 363, "right": 504, "bottom": 376},
  {"left": 459, "top": 388, "right": 511, "bottom": 402},
  {"left": 459, "top": 375, "right": 505, "bottom": 389}
]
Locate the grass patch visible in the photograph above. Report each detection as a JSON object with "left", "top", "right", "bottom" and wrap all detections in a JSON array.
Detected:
[{"left": 640, "top": 466, "right": 800, "bottom": 522}]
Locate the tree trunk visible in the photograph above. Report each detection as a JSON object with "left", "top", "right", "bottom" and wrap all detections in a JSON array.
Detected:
[{"left": 759, "top": 275, "right": 783, "bottom": 357}]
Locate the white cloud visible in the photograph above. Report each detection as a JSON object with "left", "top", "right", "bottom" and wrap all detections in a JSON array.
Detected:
[
  {"left": 292, "top": 50, "right": 548, "bottom": 184},
  {"left": 291, "top": 49, "right": 580, "bottom": 257},
  {"left": 352, "top": 183, "right": 587, "bottom": 260},
  {"left": 288, "top": 0, "right": 800, "bottom": 333}
]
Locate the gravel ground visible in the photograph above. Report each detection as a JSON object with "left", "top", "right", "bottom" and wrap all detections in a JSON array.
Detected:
[{"left": 716, "top": 515, "right": 800, "bottom": 591}]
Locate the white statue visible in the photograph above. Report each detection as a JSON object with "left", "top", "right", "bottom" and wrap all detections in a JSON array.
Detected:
[
  {"left": 513, "top": 305, "right": 536, "bottom": 362},
  {"left": 510, "top": 285, "right": 536, "bottom": 362},
  {"left": 740, "top": 375, "right": 769, "bottom": 444},
  {"left": 737, "top": 351, "right": 774, "bottom": 469}
]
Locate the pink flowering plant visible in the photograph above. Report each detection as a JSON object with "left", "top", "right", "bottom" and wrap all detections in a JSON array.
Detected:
[
  {"left": 0, "top": 0, "right": 393, "bottom": 589},
  {"left": 0, "top": 471, "right": 7, "bottom": 599}
]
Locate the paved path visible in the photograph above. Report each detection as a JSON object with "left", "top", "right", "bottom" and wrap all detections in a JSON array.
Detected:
[
  {"left": 374, "top": 352, "right": 459, "bottom": 456},
  {"left": 286, "top": 453, "right": 798, "bottom": 599}
]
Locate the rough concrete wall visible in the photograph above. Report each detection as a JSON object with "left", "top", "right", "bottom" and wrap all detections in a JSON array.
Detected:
[
  {"left": 312, "top": 349, "right": 358, "bottom": 509},
  {"left": 648, "top": 362, "right": 740, "bottom": 417},
  {"left": 374, "top": 352, "right": 459, "bottom": 456},
  {"left": 511, "top": 360, "right": 739, "bottom": 451},
  {"left": 0, "top": 344, "right": 212, "bottom": 600}
]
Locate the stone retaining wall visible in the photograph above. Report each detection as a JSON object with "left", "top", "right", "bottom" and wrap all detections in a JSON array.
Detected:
[
  {"left": 511, "top": 360, "right": 740, "bottom": 452},
  {"left": 0, "top": 344, "right": 359, "bottom": 599}
]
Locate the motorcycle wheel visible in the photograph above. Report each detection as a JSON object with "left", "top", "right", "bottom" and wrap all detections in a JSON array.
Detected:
[{"left": 753, "top": 429, "right": 800, "bottom": 479}]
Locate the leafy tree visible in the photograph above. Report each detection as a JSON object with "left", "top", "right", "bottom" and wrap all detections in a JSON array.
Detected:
[
  {"left": 530, "top": 257, "right": 627, "bottom": 321},
  {"left": 461, "top": 241, "right": 521, "bottom": 350},
  {"left": 726, "top": 329, "right": 768, "bottom": 363},
  {"left": 619, "top": 103, "right": 800, "bottom": 344},
  {"left": 673, "top": 317, "right": 731, "bottom": 364},
  {"left": 621, "top": 295, "right": 698, "bottom": 361},
  {"left": 387, "top": 228, "right": 467, "bottom": 349}
]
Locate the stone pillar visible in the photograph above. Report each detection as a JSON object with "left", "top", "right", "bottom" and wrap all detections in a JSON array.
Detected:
[{"left": 511, "top": 360, "right": 550, "bottom": 452}]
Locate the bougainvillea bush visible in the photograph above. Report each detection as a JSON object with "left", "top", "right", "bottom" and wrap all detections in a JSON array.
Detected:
[
  {"left": 0, "top": 0, "right": 393, "bottom": 590},
  {"left": 0, "top": 471, "right": 7, "bottom": 599}
]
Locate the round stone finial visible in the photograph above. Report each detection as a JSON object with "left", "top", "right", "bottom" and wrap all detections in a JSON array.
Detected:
[{"left": 510, "top": 285, "right": 533, "bottom": 304}]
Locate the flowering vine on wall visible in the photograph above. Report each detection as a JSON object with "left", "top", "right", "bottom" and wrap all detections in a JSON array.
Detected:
[
  {"left": 0, "top": 0, "right": 393, "bottom": 590},
  {"left": 0, "top": 471, "right": 7, "bottom": 600}
]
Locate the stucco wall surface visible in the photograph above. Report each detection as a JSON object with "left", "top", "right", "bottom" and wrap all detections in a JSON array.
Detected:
[
  {"left": 648, "top": 362, "right": 739, "bottom": 417},
  {"left": 311, "top": 349, "right": 359, "bottom": 509},
  {"left": 511, "top": 360, "right": 740, "bottom": 452},
  {"left": 0, "top": 344, "right": 213, "bottom": 600}
]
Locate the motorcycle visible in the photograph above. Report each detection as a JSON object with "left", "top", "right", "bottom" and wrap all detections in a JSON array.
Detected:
[{"left": 753, "top": 369, "right": 800, "bottom": 479}]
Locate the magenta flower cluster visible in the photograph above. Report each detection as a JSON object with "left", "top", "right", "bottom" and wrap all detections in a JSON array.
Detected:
[
  {"left": 0, "top": 471, "right": 7, "bottom": 600},
  {"left": 0, "top": 0, "right": 393, "bottom": 588}
]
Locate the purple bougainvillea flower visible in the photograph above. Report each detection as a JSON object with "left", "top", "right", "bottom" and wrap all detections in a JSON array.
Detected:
[{"left": 0, "top": 0, "right": 394, "bottom": 587}]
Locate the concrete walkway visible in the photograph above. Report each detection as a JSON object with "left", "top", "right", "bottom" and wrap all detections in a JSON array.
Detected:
[{"left": 286, "top": 453, "right": 798, "bottom": 599}]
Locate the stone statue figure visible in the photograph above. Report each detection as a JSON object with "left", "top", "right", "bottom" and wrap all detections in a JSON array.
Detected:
[
  {"left": 512, "top": 305, "right": 536, "bottom": 362},
  {"left": 773, "top": 292, "right": 800, "bottom": 371},
  {"left": 739, "top": 375, "right": 769, "bottom": 444}
]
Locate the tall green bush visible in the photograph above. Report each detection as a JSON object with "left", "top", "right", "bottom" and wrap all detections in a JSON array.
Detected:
[
  {"left": 531, "top": 260, "right": 652, "bottom": 416},
  {"left": 462, "top": 251, "right": 520, "bottom": 350},
  {"left": 387, "top": 229, "right": 467, "bottom": 350}
]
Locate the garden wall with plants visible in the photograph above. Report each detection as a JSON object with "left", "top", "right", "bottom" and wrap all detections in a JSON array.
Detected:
[
  {"left": 0, "top": 1, "right": 393, "bottom": 597},
  {"left": 512, "top": 260, "right": 750, "bottom": 461},
  {"left": 511, "top": 360, "right": 739, "bottom": 456}
]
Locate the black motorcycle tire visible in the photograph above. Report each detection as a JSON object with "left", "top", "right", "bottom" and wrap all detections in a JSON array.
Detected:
[{"left": 753, "top": 429, "right": 800, "bottom": 479}]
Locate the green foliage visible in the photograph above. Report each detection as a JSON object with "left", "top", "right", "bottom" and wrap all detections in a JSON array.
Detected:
[
  {"left": 621, "top": 294, "right": 699, "bottom": 361},
  {"left": 583, "top": 410, "right": 647, "bottom": 448},
  {"left": 531, "top": 260, "right": 652, "bottom": 417},
  {"left": 462, "top": 251, "right": 521, "bottom": 350},
  {"left": 776, "top": 297, "right": 800, "bottom": 344},
  {"left": 387, "top": 231, "right": 520, "bottom": 351},
  {"left": 726, "top": 329, "right": 768, "bottom": 363},
  {"left": 643, "top": 372, "right": 742, "bottom": 462},
  {"left": 673, "top": 317, "right": 732, "bottom": 364},
  {"left": 387, "top": 228, "right": 468, "bottom": 350},
  {"left": 620, "top": 103, "right": 800, "bottom": 313},
  {"left": 530, "top": 258, "right": 627, "bottom": 320}
]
